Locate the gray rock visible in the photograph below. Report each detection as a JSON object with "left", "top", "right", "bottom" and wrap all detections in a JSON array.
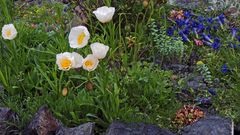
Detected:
[
  {"left": 180, "top": 115, "right": 233, "bottom": 135},
  {"left": 187, "top": 80, "right": 200, "bottom": 90},
  {"left": 24, "top": 105, "right": 62, "bottom": 135},
  {"left": 186, "top": 76, "right": 207, "bottom": 90},
  {"left": 56, "top": 122, "right": 95, "bottom": 135},
  {"left": 0, "top": 107, "right": 19, "bottom": 135},
  {"left": 105, "top": 121, "right": 176, "bottom": 135},
  {"left": 163, "top": 64, "right": 193, "bottom": 74}
]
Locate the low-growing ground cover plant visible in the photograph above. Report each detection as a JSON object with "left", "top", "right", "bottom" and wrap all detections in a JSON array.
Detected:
[{"left": 0, "top": 0, "right": 240, "bottom": 134}]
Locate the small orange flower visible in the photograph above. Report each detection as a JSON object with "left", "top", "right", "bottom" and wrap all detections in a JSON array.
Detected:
[
  {"left": 170, "top": 10, "right": 178, "bottom": 19},
  {"left": 170, "top": 9, "right": 185, "bottom": 20},
  {"left": 174, "top": 105, "right": 204, "bottom": 127}
]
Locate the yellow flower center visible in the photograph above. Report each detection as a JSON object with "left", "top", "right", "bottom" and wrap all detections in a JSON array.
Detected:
[
  {"left": 6, "top": 29, "right": 12, "bottom": 37},
  {"left": 84, "top": 60, "right": 94, "bottom": 68},
  {"left": 77, "top": 32, "right": 86, "bottom": 45},
  {"left": 60, "top": 59, "right": 72, "bottom": 69}
]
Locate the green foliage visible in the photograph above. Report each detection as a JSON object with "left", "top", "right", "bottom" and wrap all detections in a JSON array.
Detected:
[
  {"left": 122, "top": 62, "right": 181, "bottom": 128},
  {"left": 196, "top": 63, "right": 213, "bottom": 86},
  {"left": 212, "top": 85, "right": 240, "bottom": 124},
  {"left": 149, "top": 21, "right": 185, "bottom": 59},
  {"left": 205, "top": 49, "right": 240, "bottom": 124}
]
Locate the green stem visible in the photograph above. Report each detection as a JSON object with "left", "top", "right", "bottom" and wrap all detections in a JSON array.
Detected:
[{"left": 0, "top": 0, "right": 12, "bottom": 23}]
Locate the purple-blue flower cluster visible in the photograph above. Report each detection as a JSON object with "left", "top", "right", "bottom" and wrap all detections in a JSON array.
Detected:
[{"left": 167, "top": 10, "right": 240, "bottom": 50}]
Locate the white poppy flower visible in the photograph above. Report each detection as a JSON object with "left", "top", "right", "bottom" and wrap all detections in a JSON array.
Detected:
[
  {"left": 71, "top": 52, "right": 84, "bottom": 68},
  {"left": 2, "top": 24, "right": 17, "bottom": 40},
  {"left": 93, "top": 6, "right": 115, "bottom": 23},
  {"left": 56, "top": 52, "right": 83, "bottom": 71},
  {"left": 90, "top": 42, "right": 109, "bottom": 59},
  {"left": 68, "top": 26, "right": 90, "bottom": 48},
  {"left": 82, "top": 54, "right": 99, "bottom": 71}
]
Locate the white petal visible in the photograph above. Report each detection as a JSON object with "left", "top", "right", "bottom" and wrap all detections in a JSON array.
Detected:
[
  {"left": 68, "top": 26, "right": 90, "bottom": 48},
  {"left": 90, "top": 42, "right": 109, "bottom": 59},
  {"left": 56, "top": 52, "right": 74, "bottom": 71},
  {"left": 93, "top": 6, "right": 115, "bottom": 23},
  {"left": 2, "top": 24, "right": 17, "bottom": 40},
  {"left": 82, "top": 54, "right": 99, "bottom": 71},
  {"left": 71, "top": 52, "right": 83, "bottom": 68}
]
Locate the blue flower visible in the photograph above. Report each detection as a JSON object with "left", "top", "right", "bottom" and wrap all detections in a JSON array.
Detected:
[
  {"left": 184, "top": 11, "right": 191, "bottom": 18},
  {"left": 207, "top": 6, "right": 214, "bottom": 12},
  {"left": 208, "top": 89, "right": 217, "bottom": 96},
  {"left": 229, "top": 43, "right": 237, "bottom": 49},
  {"left": 173, "top": 26, "right": 178, "bottom": 30},
  {"left": 231, "top": 28, "right": 238, "bottom": 40},
  {"left": 237, "top": 36, "right": 240, "bottom": 42},
  {"left": 217, "top": 19, "right": 224, "bottom": 29},
  {"left": 191, "top": 20, "right": 199, "bottom": 28},
  {"left": 183, "top": 27, "right": 190, "bottom": 35},
  {"left": 202, "top": 33, "right": 213, "bottom": 43},
  {"left": 211, "top": 38, "right": 221, "bottom": 50},
  {"left": 213, "top": 25, "right": 217, "bottom": 31},
  {"left": 198, "top": 16, "right": 205, "bottom": 22},
  {"left": 184, "top": 18, "right": 191, "bottom": 25},
  {"left": 207, "top": 17, "right": 214, "bottom": 23},
  {"left": 206, "top": 26, "right": 211, "bottom": 32},
  {"left": 202, "top": 40, "right": 212, "bottom": 46},
  {"left": 179, "top": 31, "right": 190, "bottom": 42},
  {"left": 167, "top": 27, "right": 174, "bottom": 36},
  {"left": 197, "top": 24, "right": 205, "bottom": 32},
  {"left": 221, "top": 64, "right": 229, "bottom": 73},
  {"left": 176, "top": 19, "right": 186, "bottom": 27},
  {"left": 216, "top": 14, "right": 225, "bottom": 29},
  {"left": 218, "top": 14, "right": 225, "bottom": 24}
]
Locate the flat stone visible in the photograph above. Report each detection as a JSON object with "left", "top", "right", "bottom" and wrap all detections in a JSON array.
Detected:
[
  {"left": 56, "top": 122, "right": 95, "bottom": 135},
  {"left": 180, "top": 115, "right": 233, "bottom": 135},
  {"left": 186, "top": 75, "right": 209, "bottom": 90},
  {"left": 24, "top": 105, "right": 62, "bottom": 135},
  {"left": 106, "top": 121, "right": 176, "bottom": 135},
  {"left": 0, "top": 107, "right": 19, "bottom": 135},
  {"left": 163, "top": 64, "right": 193, "bottom": 74}
]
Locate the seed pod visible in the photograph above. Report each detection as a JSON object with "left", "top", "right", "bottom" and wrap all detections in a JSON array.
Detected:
[
  {"left": 62, "top": 87, "right": 68, "bottom": 96},
  {"left": 143, "top": 0, "right": 149, "bottom": 8},
  {"left": 85, "top": 81, "right": 94, "bottom": 91}
]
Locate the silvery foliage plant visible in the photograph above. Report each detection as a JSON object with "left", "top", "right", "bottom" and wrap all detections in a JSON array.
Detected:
[{"left": 168, "top": 0, "right": 240, "bottom": 13}]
